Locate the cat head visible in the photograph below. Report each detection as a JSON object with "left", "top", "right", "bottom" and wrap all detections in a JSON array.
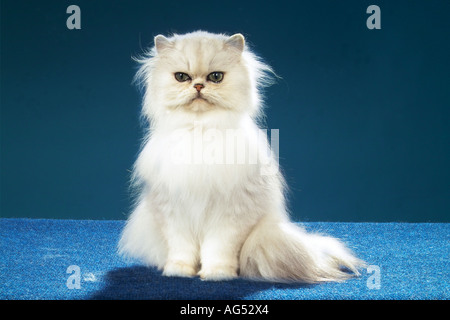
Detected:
[{"left": 135, "top": 31, "right": 273, "bottom": 125}]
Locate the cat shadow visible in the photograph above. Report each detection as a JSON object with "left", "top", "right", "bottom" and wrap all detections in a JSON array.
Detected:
[{"left": 89, "top": 265, "right": 314, "bottom": 300}]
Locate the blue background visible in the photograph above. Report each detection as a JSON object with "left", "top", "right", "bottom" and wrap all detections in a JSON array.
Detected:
[{"left": 1, "top": 0, "right": 449, "bottom": 222}]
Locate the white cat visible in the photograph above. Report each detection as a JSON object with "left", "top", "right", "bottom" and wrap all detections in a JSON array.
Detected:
[{"left": 119, "top": 31, "right": 364, "bottom": 282}]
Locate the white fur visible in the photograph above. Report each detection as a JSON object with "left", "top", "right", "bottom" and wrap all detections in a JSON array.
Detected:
[{"left": 119, "top": 31, "right": 364, "bottom": 282}]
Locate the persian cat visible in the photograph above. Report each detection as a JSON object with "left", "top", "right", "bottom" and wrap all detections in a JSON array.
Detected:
[{"left": 119, "top": 31, "right": 364, "bottom": 282}]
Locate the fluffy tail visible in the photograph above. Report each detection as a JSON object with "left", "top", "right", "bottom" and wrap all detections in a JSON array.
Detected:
[{"left": 239, "top": 216, "right": 365, "bottom": 283}]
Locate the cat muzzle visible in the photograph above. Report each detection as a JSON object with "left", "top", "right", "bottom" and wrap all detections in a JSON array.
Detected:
[{"left": 194, "top": 83, "right": 204, "bottom": 92}]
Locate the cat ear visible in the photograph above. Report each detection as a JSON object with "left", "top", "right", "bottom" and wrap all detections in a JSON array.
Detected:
[
  {"left": 226, "top": 33, "right": 245, "bottom": 52},
  {"left": 154, "top": 35, "right": 172, "bottom": 53}
]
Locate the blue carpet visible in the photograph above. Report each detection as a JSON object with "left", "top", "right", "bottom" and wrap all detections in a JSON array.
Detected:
[{"left": 0, "top": 218, "right": 448, "bottom": 300}]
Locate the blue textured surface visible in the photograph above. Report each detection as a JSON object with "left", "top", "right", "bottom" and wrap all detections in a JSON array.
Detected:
[{"left": 0, "top": 218, "right": 448, "bottom": 300}]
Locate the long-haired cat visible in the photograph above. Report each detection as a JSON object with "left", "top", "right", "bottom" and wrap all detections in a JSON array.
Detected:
[{"left": 119, "top": 31, "right": 364, "bottom": 282}]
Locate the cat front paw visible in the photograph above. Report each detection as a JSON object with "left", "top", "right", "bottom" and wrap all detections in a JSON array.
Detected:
[
  {"left": 163, "top": 260, "right": 198, "bottom": 278},
  {"left": 198, "top": 265, "right": 238, "bottom": 281}
]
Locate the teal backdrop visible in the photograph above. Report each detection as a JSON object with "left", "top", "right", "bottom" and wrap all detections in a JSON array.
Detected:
[{"left": 1, "top": 0, "right": 449, "bottom": 221}]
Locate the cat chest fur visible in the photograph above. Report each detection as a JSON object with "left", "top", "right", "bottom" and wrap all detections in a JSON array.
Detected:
[{"left": 137, "top": 124, "right": 265, "bottom": 196}]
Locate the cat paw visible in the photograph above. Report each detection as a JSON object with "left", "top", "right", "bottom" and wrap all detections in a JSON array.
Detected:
[
  {"left": 163, "top": 261, "right": 198, "bottom": 278},
  {"left": 198, "top": 265, "right": 238, "bottom": 281}
]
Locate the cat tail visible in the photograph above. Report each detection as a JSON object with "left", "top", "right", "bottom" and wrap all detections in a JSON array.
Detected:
[{"left": 239, "top": 216, "right": 365, "bottom": 283}]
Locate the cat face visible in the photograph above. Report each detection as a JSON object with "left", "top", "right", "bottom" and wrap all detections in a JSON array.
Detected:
[
  {"left": 137, "top": 31, "right": 272, "bottom": 120},
  {"left": 153, "top": 32, "right": 250, "bottom": 113}
]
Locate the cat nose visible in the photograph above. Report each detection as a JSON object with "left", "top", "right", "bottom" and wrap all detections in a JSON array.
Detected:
[{"left": 194, "top": 83, "right": 204, "bottom": 92}]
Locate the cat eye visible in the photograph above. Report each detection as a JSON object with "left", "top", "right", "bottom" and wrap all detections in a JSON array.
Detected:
[
  {"left": 174, "top": 72, "right": 191, "bottom": 82},
  {"left": 207, "top": 72, "right": 224, "bottom": 83}
]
